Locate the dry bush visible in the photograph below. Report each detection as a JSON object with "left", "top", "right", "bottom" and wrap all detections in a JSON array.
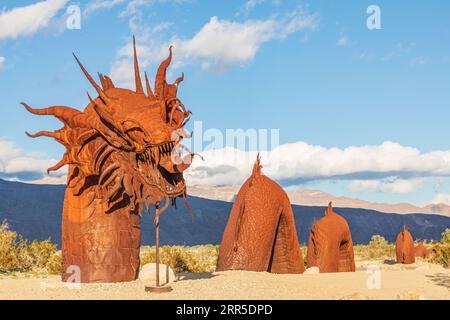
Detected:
[
  {"left": 140, "top": 245, "right": 218, "bottom": 273},
  {"left": 300, "top": 245, "right": 308, "bottom": 265},
  {"left": 353, "top": 235, "right": 395, "bottom": 261},
  {"left": 0, "top": 222, "right": 21, "bottom": 271},
  {"left": 427, "top": 229, "right": 450, "bottom": 268},
  {"left": 0, "top": 222, "right": 60, "bottom": 274},
  {"left": 441, "top": 228, "right": 450, "bottom": 244},
  {"left": 428, "top": 244, "right": 449, "bottom": 268}
]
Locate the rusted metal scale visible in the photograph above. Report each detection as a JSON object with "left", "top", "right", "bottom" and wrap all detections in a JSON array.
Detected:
[
  {"left": 414, "top": 242, "right": 430, "bottom": 259},
  {"left": 306, "top": 202, "right": 355, "bottom": 273},
  {"left": 22, "top": 37, "right": 196, "bottom": 283},
  {"left": 216, "top": 155, "right": 305, "bottom": 274},
  {"left": 395, "top": 226, "right": 415, "bottom": 264}
]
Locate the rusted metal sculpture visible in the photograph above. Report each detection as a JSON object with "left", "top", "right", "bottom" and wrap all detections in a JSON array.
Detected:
[
  {"left": 306, "top": 202, "right": 355, "bottom": 273},
  {"left": 395, "top": 226, "right": 415, "bottom": 264},
  {"left": 22, "top": 37, "right": 195, "bottom": 283},
  {"left": 414, "top": 242, "right": 429, "bottom": 259},
  {"left": 216, "top": 155, "right": 305, "bottom": 274}
]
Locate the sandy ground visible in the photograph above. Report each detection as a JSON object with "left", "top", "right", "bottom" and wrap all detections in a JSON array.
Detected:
[{"left": 0, "top": 261, "right": 448, "bottom": 300}]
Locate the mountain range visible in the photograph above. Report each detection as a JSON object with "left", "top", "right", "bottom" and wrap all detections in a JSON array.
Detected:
[
  {"left": 0, "top": 179, "right": 449, "bottom": 246},
  {"left": 188, "top": 186, "right": 450, "bottom": 217}
]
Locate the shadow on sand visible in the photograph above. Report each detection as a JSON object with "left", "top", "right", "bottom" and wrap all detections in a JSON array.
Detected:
[
  {"left": 177, "top": 272, "right": 218, "bottom": 281},
  {"left": 426, "top": 273, "right": 450, "bottom": 289}
]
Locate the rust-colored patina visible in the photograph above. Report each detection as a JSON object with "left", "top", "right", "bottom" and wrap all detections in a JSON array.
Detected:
[
  {"left": 22, "top": 38, "right": 195, "bottom": 283},
  {"left": 216, "top": 155, "right": 305, "bottom": 274},
  {"left": 414, "top": 242, "right": 429, "bottom": 259},
  {"left": 306, "top": 202, "right": 355, "bottom": 273},
  {"left": 395, "top": 226, "right": 415, "bottom": 264}
]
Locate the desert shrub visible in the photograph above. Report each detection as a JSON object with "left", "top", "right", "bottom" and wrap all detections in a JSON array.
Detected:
[
  {"left": 300, "top": 245, "right": 308, "bottom": 265},
  {"left": 353, "top": 235, "right": 395, "bottom": 261},
  {"left": 140, "top": 245, "right": 218, "bottom": 273},
  {"left": 41, "top": 250, "right": 62, "bottom": 274},
  {"left": 428, "top": 244, "right": 449, "bottom": 268},
  {"left": 369, "top": 235, "right": 388, "bottom": 247},
  {"left": 441, "top": 228, "right": 450, "bottom": 244},
  {"left": 0, "top": 222, "right": 60, "bottom": 274},
  {"left": 0, "top": 222, "right": 21, "bottom": 271},
  {"left": 426, "top": 229, "right": 450, "bottom": 268}
]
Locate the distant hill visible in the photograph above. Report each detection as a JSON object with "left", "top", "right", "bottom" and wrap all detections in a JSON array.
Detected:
[
  {"left": 188, "top": 185, "right": 450, "bottom": 217},
  {"left": 0, "top": 179, "right": 449, "bottom": 246}
]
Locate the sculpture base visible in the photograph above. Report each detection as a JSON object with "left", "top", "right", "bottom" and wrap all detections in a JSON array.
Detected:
[{"left": 145, "top": 285, "right": 173, "bottom": 293}]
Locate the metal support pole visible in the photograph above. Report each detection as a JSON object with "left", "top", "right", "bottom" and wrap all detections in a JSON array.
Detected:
[
  {"left": 155, "top": 206, "right": 160, "bottom": 287},
  {"left": 145, "top": 204, "right": 172, "bottom": 293}
]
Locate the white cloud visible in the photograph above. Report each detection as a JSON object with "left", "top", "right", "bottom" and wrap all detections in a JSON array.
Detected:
[
  {"left": 347, "top": 178, "right": 426, "bottom": 194},
  {"left": 239, "top": 0, "right": 265, "bottom": 16},
  {"left": 120, "top": 0, "right": 189, "bottom": 17},
  {"left": 26, "top": 175, "right": 67, "bottom": 184},
  {"left": 0, "top": 56, "right": 5, "bottom": 68},
  {"left": 0, "top": 139, "right": 65, "bottom": 181},
  {"left": 110, "top": 10, "right": 318, "bottom": 85},
  {"left": 337, "top": 36, "right": 349, "bottom": 46},
  {"left": 84, "top": 0, "right": 125, "bottom": 17},
  {"left": 431, "top": 194, "right": 450, "bottom": 205},
  {"left": 171, "top": 16, "right": 278, "bottom": 68},
  {"left": 3, "top": 137, "right": 450, "bottom": 195},
  {"left": 185, "top": 141, "right": 450, "bottom": 187},
  {"left": 0, "top": 0, "right": 68, "bottom": 40},
  {"left": 120, "top": 0, "right": 149, "bottom": 17}
]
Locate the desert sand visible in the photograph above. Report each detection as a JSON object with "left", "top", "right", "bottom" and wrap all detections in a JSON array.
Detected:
[{"left": 0, "top": 261, "right": 448, "bottom": 300}]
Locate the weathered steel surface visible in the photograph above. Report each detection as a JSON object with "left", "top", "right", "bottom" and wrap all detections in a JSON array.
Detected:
[
  {"left": 306, "top": 202, "right": 355, "bottom": 273},
  {"left": 396, "top": 227, "right": 415, "bottom": 264},
  {"left": 23, "top": 37, "right": 193, "bottom": 282},
  {"left": 216, "top": 155, "right": 305, "bottom": 274}
]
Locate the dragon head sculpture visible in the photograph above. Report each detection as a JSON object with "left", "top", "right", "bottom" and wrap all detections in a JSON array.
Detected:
[{"left": 22, "top": 37, "right": 195, "bottom": 215}]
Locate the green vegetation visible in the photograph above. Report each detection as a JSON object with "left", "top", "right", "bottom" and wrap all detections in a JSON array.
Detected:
[
  {"left": 353, "top": 235, "right": 395, "bottom": 261},
  {"left": 140, "top": 245, "right": 218, "bottom": 273},
  {"left": 0, "top": 222, "right": 61, "bottom": 274},
  {"left": 428, "top": 229, "right": 450, "bottom": 268},
  {"left": 441, "top": 228, "right": 450, "bottom": 244}
]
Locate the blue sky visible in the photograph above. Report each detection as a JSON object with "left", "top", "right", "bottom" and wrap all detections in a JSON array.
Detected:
[{"left": 0, "top": 0, "right": 450, "bottom": 206}]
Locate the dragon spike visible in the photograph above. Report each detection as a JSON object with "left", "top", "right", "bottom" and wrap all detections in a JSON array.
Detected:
[
  {"left": 26, "top": 130, "right": 58, "bottom": 139},
  {"left": 133, "top": 36, "right": 144, "bottom": 94},
  {"left": 104, "top": 76, "right": 115, "bottom": 89},
  {"left": 20, "top": 102, "right": 82, "bottom": 127},
  {"left": 98, "top": 73, "right": 108, "bottom": 91},
  {"left": 72, "top": 52, "right": 110, "bottom": 105},
  {"left": 155, "top": 45, "right": 173, "bottom": 98},
  {"left": 252, "top": 153, "right": 262, "bottom": 176},
  {"left": 144, "top": 72, "right": 155, "bottom": 98},
  {"left": 325, "top": 202, "right": 333, "bottom": 216},
  {"left": 87, "top": 91, "right": 94, "bottom": 104},
  {"left": 47, "top": 154, "right": 70, "bottom": 174},
  {"left": 174, "top": 72, "right": 184, "bottom": 86}
]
